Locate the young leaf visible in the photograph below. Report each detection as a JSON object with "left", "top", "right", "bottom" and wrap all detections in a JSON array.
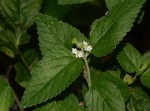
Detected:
[
  {"left": 0, "top": 0, "right": 42, "bottom": 30},
  {"left": 58, "top": 0, "right": 92, "bottom": 5},
  {"left": 141, "top": 67, "right": 150, "bottom": 88},
  {"left": 90, "top": 0, "right": 146, "bottom": 57},
  {"left": 117, "top": 43, "right": 142, "bottom": 73},
  {"left": 85, "top": 69, "right": 125, "bottom": 111},
  {"left": 105, "top": 0, "right": 124, "bottom": 10},
  {"left": 21, "top": 14, "right": 85, "bottom": 108},
  {"left": 127, "top": 87, "right": 150, "bottom": 111},
  {"left": 34, "top": 94, "right": 85, "bottom": 111},
  {"left": 0, "top": 76, "right": 14, "bottom": 111}
]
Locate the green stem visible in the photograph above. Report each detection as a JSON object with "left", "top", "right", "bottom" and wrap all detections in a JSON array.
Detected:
[{"left": 83, "top": 53, "right": 91, "bottom": 89}]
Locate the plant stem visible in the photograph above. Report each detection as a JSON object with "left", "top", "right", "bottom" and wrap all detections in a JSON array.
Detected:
[
  {"left": 14, "top": 93, "right": 24, "bottom": 111},
  {"left": 83, "top": 53, "right": 91, "bottom": 89}
]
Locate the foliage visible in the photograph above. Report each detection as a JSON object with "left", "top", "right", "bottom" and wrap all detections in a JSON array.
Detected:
[{"left": 0, "top": 0, "right": 150, "bottom": 111}]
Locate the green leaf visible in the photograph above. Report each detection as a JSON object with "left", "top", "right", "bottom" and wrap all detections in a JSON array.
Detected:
[
  {"left": 0, "top": 46, "right": 14, "bottom": 58},
  {"left": 105, "top": 0, "right": 124, "bottom": 10},
  {"left": 90, "top": 68, "right": 129, "bottom": 103},
  {"left": 0, "top": 0, "right": 42, "bottom": 30},
  {"left": 85, "top": 69, "right": 125, "bottom": 111},
  {"left": 141, "top": 67, "right": 150, "bottom": 88},
  {"left": 127, "top": 87, "right": 150, "bottom": 111},
  {"left": 34, "top": 94, "right": 85, "bottom": 111},
  {"left": 42, "top": 0, "right": 71, "bottom": 19},
  {"left": 58, "top": 0, "right": 92, "bottom": 5},
  {"left": 100, "top": 71, "right": 129, "bottom": 102},
  {"left": 117, "top": 43, "right": 142, "bottom": 73},
  {"left": 14, "top": 62, "right": 30, "bottom": 88},
  {"left": 0, "top": 76, "right": 14, "bottom": 111},
  {"left": 21, "top": 14, "right": 85, "bottom": 108},
  {"left": 90, "top": 0, "right": 146, "bottom": 57}
]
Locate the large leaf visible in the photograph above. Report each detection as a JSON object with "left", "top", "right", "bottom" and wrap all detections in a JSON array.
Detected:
[
  {"left": 117, "top": 43, "right": 142, "bottom": 73},
  {"left": 42, "top": 0, "right": 71, "bottom": 19},
  {"left": 85, "top": 69, "right": 125, "bottom": 111},
  {"left": 21, "top": 14, "right": 85, "bottom": 108},
  {"left": 99, "top": 71, "right": 129, "bottom": 102},
  {"left": 58, "top": 0, "right": 92, "bottom": 5},
  {"left": 34, "top": 94, "right": 85, "bottom": 111},
  {"left": 0, "top": 0, "right": 41, "bottom": 30},
  {"left": 90, "top": 0, "right": 146, "bottom": 57},
  {"left": 105, "top": 0, "right": 124, "bottom": 10},
  {"left": 0, "top": 76, "right": 14, "bottom": 111},
  {"left": 141, "top": 67, "right": 150, "bottom": 88},
  {"left": 127, "top": 87, "right": 150, "bottom": 111}
]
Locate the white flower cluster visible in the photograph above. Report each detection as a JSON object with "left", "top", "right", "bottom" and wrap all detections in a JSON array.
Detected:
[{"left": 72, "top": 41, "right": 92, "bottom": 58}]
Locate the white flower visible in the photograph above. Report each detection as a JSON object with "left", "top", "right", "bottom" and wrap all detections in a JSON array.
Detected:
[
  {"left": 72, "top": 48, "right": 83, "bottom": 58},
  {"left": 77, "top": 51, "right": 83, "bottom": 58},
  {"left": 85, "top": 45, "right": 93, "bottom": 52},
  {"left": 72, "top": 48, "right": 77, "bottom": 54}
]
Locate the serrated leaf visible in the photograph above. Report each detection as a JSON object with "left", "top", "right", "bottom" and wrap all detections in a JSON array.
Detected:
[
  {"left": 85, "top": 68, "right": 125, "bottom": 111},
  {"left": 34, "top": 94, "right": 85, "bottom": 111},
  {"left": 127, "top": 87, "right": 150, "bottom": 111},
  {"left": 85, "top": 81, "right": 125, "bottom": 111},
  {"left": 0, "top": 0, "right": 41, "bottom": 30},
  {"left": 141, "top": 67, "right": 150, "bottom": 88},
  {"left": 0, "top": 76, "right": 14, "bottom": 111},
  {"left": 90, "top": 68, "right": 129, "bottom": 103},
  {"left": 117, "top": 43, "right": 142, "bottom": 73},
  {"left": 100, "top": 71, "right": 129, "bottom": 102},
  {"left": 58, "top": 0, "right": 92, "bottom": 5},
  {"left": 105, "top": 0, "right": 124, "bottom": 10},
  {"left": 21, "top": 14, "right": 85, "bottom": 108},
  {"left": 90, "top": 0, "right": 146, "bottom": 57}
]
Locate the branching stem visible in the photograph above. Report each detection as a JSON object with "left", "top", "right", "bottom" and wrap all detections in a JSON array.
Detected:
[{"left": 83, "top": 52, "right": 91, "bottom": 89}]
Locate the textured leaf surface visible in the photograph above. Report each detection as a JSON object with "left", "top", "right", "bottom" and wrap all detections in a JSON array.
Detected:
[
  {"left": 58, "top": 0, "right": 92, "bottom": 5},
  {"left": 85, "top": 69, "right": 125, "bottom": 111},
  {"left": 34, "top": 94, "right": 85, "bottom": 111},
  {"left": 0, "top": 0, "right": 41, "bottom": 29},
  {"left": 105, "top": 0, "right": 124, "bottom": 10},
  {"left": 99, "top": 71, "right": 129, "bottom": 102},
  {"left": 141, "top": 67, "right": 150, "bottom": 88},
  {"left": 90, "top": 0, "right": 146, "bottom": 57},
  {"left": 21, "top": 14, "right": 85, "bottom": 108},
  {"left": 117, "top": 43, "right": 142, "bottom": 73},
  {"left": 127, "top": 87, "right": 150, "bottom": 111},
  {"left": 0, "top": 76, "right": 14, "bottom": 111}
]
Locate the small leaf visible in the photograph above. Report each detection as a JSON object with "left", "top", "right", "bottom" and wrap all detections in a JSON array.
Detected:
[
  {"left": 117, "top": 43, "right": 143, "bottom": 73},
  {"left": 85, "top": 68, "right": 125, "bottom": 111},
  {"left": 105, "top": 0, "right": 124, "bottom": 10},
  {"left": 141, "top": 67, "right": 150, "bottom": 88},
  {"left": 0, "top": 76, "right": 14, "bottom": 111},
  {"left": 34, "top": 94, "right": 85, "bottom": 111},
  {"left": 0, "top": 46, "right": 14, "bottom": 58},
  {"left": 14, "top": 62, "right": 30, "bottom": 88},
  {"left": 58, "top": 0, "right": 92, "bottom": 5},
  {"left": 21, "top": 14, "right": 85, "bottom": 108},
  {"left": 127, "top": 87, "right": 150, "bottom": 111},
  {"left": 90, "top": 0, "right": 146, "bottom": 57}
]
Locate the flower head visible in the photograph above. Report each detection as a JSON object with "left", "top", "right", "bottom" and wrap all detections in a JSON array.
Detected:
[{"left": 72, "top": 48, "right": 83, "bottom": 58}]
